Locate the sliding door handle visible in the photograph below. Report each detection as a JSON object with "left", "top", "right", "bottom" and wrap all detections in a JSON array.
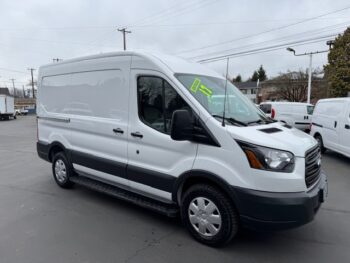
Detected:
[
  {"left": 113, "top": 128, "right": 124, "bottom": 134},
  {"left": 131, "top": 132, "right": 143, "bottom": 138},
  {"left": 345, "top": 124, "right": 350, "bottom": 130}
]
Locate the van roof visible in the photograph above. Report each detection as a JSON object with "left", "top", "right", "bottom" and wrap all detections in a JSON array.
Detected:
[
  {"left": 317, "top": 97, "right": 350, "bottom": 103},
  {"left": 39, "top": 50, "right": 222, "bottom": 79},
  {"left": 260, "top": 102, "right": 313, "bottom": 106}
]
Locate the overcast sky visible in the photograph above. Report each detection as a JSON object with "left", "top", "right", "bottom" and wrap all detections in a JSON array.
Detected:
[{"left": 0, "top": 0, "right": 349, "bottom": 91}]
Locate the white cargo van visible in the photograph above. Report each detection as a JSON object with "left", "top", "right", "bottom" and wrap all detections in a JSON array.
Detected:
[
  {"left": 0, "top": 94, "right": 16, "bottom": 120},
  {"left": 259, "top": 102, "right": 314, "bottom": 132},
  {"left": 310, "top": 97, "right": 350, "bottom": 158},
  {"left": 37, "top": 51, "right": 327, "bottom": 246}
]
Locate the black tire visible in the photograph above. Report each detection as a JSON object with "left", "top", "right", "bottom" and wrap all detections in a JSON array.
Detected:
[
  {"left": 315, "top": 134, "right": 326, "bottom": 153},
  {"left": 181, "top": 184, "right": 239, "bottom": 247},
  {"left": 52, "top": 152, "right": 74, "bottom": 188}
]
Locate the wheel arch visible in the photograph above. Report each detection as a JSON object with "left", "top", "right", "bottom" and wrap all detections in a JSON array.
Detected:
[
  {"left": 48, "top": 141, "right": 68, "bottom": 162},
  {"left": 313, "top": 131, "right": 322, "bottom": 138},
  {"left": 172, "top": 170, "right": 236, "bottom": 207}
]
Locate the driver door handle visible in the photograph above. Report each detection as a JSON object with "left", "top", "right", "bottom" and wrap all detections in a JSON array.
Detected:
[
  {"left": 131, "top": 132, "right": 143, "bottom": 138},
  {"left": 113, "top": 128, "right": 124, "bottom": 134}
]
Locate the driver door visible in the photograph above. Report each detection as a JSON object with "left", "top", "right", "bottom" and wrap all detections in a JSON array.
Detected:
[{"left": 127, "top": 70, "right": 198, "bottom": 202}]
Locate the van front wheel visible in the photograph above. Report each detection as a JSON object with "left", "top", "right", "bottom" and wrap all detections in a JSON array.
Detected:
[
  {"left": 181, "top": 184, "right": 239, "bottom": 247},
  {"left": 52, "top": 152, "right": 74, "bottom": 188}
]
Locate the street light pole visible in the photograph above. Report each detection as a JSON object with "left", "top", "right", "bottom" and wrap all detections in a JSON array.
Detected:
[
  {"left": 286, "top": 47, "right": 329, "bottom": 104},
  {"left": 307, "top": 54, "right": 312, "bottom": 104}
]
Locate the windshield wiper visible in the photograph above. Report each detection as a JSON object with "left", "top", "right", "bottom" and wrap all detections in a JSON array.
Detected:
[
  {"left": 212, "top": 115, "right": 247, "bottom": 127},
  {"left": 248, "top": 118, "right": 275, "bottom": 125}
]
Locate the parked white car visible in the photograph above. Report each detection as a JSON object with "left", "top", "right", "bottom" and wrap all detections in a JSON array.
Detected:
[
  {"left": 15, "top": 108, "right": 29, "bottom": 115},
  {"left": 310, "top": 97, "right": 350, "bottom": 158},
  {"left": 36, "top": 51, "right": 327, "bottom": 246},
  {"left": 259, "top": 102, "right": 314, "bottom": 131}
]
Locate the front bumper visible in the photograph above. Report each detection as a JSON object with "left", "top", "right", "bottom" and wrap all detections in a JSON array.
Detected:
[{"left": 230, "top": 172, "right": 327, "bottom": 231}]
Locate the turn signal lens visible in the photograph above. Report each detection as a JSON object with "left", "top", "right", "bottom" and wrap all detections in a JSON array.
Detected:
[{"left": 244, "top": 149, "right": 264, "bottom": 169}]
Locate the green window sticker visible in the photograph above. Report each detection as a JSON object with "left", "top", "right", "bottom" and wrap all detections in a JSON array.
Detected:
[
  {"left": 189, "top": 78, "right": 213, "bottom": 100},
  {"left": 199, "top": 84, "right": 212, "bottom": 97},
  {"left": 190, "top": 78, "right": 201, "bottom": 93}
]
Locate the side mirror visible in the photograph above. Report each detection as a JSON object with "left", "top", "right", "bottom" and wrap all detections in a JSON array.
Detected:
[{"left": 170, "top": 110, "right": 193, "bottom": 141}]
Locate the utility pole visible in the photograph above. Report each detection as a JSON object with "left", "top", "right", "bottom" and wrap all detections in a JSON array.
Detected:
[
  {"left": 286, "top": 47, "right": 329, "bottom": 104},
  {"left": 117, "top": 28, "right": 131, "bottom": 50},
  {"left": 22, "top": 85, "right": 25, "bottom": 98},
  {"left": 10, "top": 78, "right": 16, "bottom": 97},
  {"left": 27, "top": 68, "right": 36, "bottom": 99}
]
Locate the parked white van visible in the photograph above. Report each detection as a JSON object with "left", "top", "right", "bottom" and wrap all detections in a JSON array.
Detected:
[
  {"left": 37, "top": 51, "right": 327, "bottom": 246},
  {"left": 310, "top": 97, "right": 350, "bottom": 158},
  {"left": 259, "top": 102, "right": 314, "bottom": 132}
]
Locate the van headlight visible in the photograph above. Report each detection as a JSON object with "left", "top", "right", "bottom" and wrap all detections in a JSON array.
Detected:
[{"left": 237, "top": 141, "right": 295, "bottom": 172}]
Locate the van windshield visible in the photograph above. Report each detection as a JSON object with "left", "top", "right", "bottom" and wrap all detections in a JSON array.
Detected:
[{"left": 175, "top": 74, "right": 269, "bottom": 125}]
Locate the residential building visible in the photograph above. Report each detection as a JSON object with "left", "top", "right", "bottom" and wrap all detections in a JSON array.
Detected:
[{"left": 233, "top": 81, "right": 258, "bottom": 103}]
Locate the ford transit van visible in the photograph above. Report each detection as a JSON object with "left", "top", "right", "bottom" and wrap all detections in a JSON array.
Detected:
[
  {"left": 36, "top": 51, "right": 327, "bottom": 246},
  {"left": 311, "top": 97, "right": 350, "bottom": 158}
]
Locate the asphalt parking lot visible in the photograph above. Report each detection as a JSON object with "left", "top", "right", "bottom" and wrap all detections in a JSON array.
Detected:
[{"left": 0, "top": 116, "right": 349, "bottom": 263}]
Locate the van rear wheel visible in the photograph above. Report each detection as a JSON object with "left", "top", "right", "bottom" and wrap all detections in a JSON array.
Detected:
[
  {"left": 181, "top": 184, "right": 239, "bottom": 247},
  {"left": 315, "top": 135, "right": 326, "bottom": 153},
  {"left": 52, "top": 152, "right": 74, "bottom": 188}
]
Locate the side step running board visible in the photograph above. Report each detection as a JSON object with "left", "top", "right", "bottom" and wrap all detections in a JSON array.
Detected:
[{"left": 69, "top": 176, "right": 179, "bottom": 217}]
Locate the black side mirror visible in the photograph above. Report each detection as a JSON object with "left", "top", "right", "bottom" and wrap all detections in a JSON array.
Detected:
[{"left": 170, "top": 110, "right": 193, "bottom": 141}]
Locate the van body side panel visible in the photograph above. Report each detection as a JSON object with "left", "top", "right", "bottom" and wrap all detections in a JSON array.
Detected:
[
  {"left": 314, "top": 101, "right": 343, "bottom": 151},
  {"left": 338, "top": 101, "right": 350, "bottom": 157},
  {"left": 68, "top": 57, "right": 131, "bottom": 182},
  {"left": 38, "top": 56, "right": 131, "bottom": 185}
]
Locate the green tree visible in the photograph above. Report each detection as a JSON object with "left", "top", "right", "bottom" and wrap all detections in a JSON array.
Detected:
[
  {"left": 234, "top": 74, "right": 242, "bottom": 82},
  {"left": 251, "top": 71, "right": 259, "bottom": 81},
  {"left": 258, "top": 65, "right": 267, "bottom": 81},
  {"left": 324, "top": 27, "right": 350, "bottom": 97}
]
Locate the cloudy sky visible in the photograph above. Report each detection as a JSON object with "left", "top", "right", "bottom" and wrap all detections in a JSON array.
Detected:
[{"left": 0, "top": 0, "right": 349, "bottom": 92}]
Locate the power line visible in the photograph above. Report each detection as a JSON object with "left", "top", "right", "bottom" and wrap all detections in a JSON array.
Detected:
[
  {"left": 187, "top": 22, "right": 349, "bottom": 60},
  {"left": 0, "top": 67, "right": 28, "bottom": 74},
  {"left": 176, "top": 5, "right": 350, "bottom": 55},
  {"left": 0, "top": 16, "right": 348, "bottom": 32},
  {"left": 198, "top": 35, "right": 335, "bottom": 63},
  {"left": 129, "top": 17, "right": 350, "bottom": 28},
  {"left": 127, "top": 0, "right": 214, "bottom": 28}
]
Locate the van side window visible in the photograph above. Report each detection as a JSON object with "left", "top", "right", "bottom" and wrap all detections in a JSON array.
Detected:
[{"left": 137, "top": 76, "right": 190, "bottom": 134}]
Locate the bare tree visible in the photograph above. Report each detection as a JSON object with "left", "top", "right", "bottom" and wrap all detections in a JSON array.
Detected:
[{"left": 272, "top": 69, "right": 324, "bottom": 102}]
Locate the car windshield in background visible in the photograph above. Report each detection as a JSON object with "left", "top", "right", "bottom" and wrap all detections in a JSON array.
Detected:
[
  {"left": 175, "top": 74, "right": 268, "bottom": 124},
  {"left": 307, "top": 105, "right": 314, "bottom": 115}
]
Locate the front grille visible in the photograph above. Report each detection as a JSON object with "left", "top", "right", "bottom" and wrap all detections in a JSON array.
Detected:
[{"left": 305, "top": 145, "right": 322, "bottom": 188}]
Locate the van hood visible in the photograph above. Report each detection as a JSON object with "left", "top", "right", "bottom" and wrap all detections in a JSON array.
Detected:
[{"left": 227, "top": 122, "right": 317, "bottom": 157}]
